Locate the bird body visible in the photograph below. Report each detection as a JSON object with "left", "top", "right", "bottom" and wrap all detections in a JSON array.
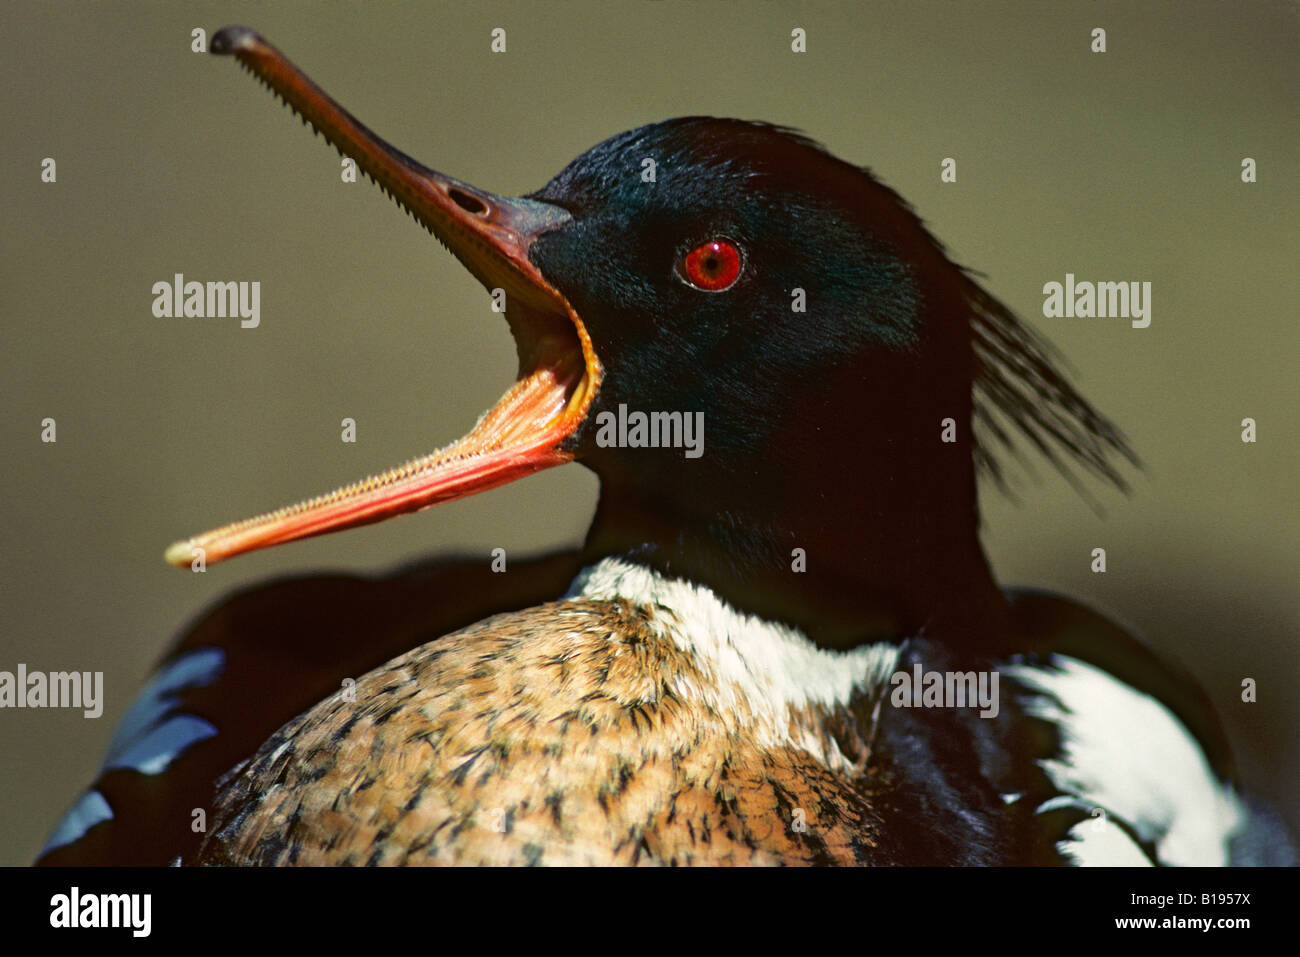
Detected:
[
  {"left": 44, "top": 559, "right": 1285, "bottom": 866},
  {"left": 170, "top": 560, "right": 1263, "bottom": 866},
  {"left": 39, "top": 26, "right": 1292, "bottom": 867},
  {"left": 199, "top": 559, "right": 896, "bottom": 866}
]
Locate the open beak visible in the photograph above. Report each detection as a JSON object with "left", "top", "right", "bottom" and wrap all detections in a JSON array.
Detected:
[{"left": 165, "top": 26, "right": 601, "bottom": 568}]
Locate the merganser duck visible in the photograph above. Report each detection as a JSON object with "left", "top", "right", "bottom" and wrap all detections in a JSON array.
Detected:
[{"left": 39, "top": 26, "right": 1293, "bottom": 867}]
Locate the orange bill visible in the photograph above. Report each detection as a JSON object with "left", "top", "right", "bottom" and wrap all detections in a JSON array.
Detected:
[{"left": 165, "top": 27, "right": 601, "bottom": 568}]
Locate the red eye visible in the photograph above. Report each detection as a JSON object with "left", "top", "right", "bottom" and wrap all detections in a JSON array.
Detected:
[{"left": 680, "top": 239, "right": 742, "bottom": 291}]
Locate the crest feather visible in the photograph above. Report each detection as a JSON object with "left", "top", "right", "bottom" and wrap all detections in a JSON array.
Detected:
[{"left": 964, "top": 275, "right": 1139, "bottom": 497}]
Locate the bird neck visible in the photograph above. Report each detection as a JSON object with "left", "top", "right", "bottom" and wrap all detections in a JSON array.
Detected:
[{"left": 582, "top": 431, "right": 1009, "bottom": 651}]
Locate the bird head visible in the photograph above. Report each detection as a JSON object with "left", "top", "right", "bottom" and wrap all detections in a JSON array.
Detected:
[{"left": 170, "top": 29, "right": 1134, "bottom": 642}]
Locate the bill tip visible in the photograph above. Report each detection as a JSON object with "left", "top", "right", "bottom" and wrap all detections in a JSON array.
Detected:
[
  {"left": 211, "top": 25, "right": 260, "bottom": 56},
  {"left": 164, "top": 540, "right": 195, "bottom": 567}
]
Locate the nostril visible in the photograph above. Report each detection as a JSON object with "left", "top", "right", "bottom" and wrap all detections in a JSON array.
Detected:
[{"left": 448, "top": 187, "right": 488, "bottom": 215}]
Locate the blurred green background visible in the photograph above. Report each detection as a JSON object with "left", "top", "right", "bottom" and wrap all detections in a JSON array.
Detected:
[{"left": 2, "top": 1, "right": 1295, "bottom": 864}]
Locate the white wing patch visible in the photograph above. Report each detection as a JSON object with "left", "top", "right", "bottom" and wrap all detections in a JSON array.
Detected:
[
  {"left": 1058, "top": 817, "right": 1154, "bottom": 867},
  {"left": 568, "top": 558, "right": 898, "bottom": 769},
  {"left": 104, "top": 647, "right": 223, "bottom": 775},
  {"left": 42, "top": 789, "right": 113, "bottom": 854},
  {"left": 41, "top": 647, "right": 225, "bottom": 855},
  {"left": 1010, "top": 655, "right": 1242, "bottom": 866}
]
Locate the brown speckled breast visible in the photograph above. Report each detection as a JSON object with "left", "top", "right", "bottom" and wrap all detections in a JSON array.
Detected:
[{"left": 196, "top": 598, "right": 887, "bottom": 865}]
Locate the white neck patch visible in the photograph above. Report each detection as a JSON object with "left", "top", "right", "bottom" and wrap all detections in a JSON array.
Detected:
[{"left": 566, "top": 557, "right": 899, "bottom": 769}]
